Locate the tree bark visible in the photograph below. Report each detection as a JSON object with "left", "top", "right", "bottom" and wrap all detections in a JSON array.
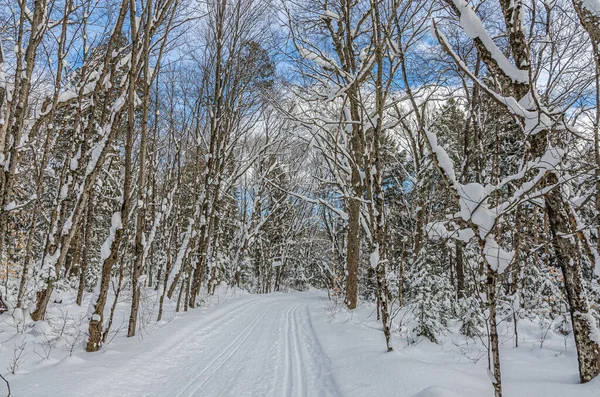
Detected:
[
  {"left": 546, "top": 181, "right": 600, "bottom": 382},
  {"left": 345, "top": 196, "right": 361, "bottom": 309},
  {"left": 456, "top": 242, "right": 465, "bottom": 299},
  {"left": 487, "top": 271, "right": 502, "bottom": 397}
]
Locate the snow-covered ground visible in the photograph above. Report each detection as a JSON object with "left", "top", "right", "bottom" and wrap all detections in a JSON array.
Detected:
[{"left": 1, "top": 291, "right": 599, "bottom": 396}]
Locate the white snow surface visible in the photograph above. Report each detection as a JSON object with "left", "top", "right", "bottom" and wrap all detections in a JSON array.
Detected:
[
  {"left": 451, "top": 0, "right": 528, "bottom": 84},
  {"left": 2, "top": 291, "right": 600, "bottom": 397}
]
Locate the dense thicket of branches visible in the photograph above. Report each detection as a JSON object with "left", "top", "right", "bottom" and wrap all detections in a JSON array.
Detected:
[{"left": 0, "top": 0, "right": 599, "bottom": 395}]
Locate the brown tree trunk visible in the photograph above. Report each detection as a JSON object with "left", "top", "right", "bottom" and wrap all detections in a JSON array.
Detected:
[
  {"left": 87, "top": 0, "right": 137, "bottom": 349},
  {"left": 545, "top": 182, "right": 600, "bottom": 383},
  {"left": 345, "top": 196, "right": 361, "bottom": 309},
  {"left": 487, "top": 270, "right": 502, "bottom": 397},
  {"left": 103, "top": 254, "right": 126, "bottom": 343},
  {"left": 184, "top": 273, "right": 191, "bottom": 312},
  {"left": 456, "top": 242, "right": 465, "bottom": 299},
  {"left": 128, "top": 3, "right": 157, "bottom": 336},
  {"left": 375, "top": 263, "right": 392, "bottom": 351},
  {"left": 31, "top": 0, "right": 131, "bottom": 322},
  {"left": 175, "top": 276, "right": 184, "bottom": 313},
  {"left": 86, "top": 237, "right": 121, "bottom": 352},
  {"left": 158, "top": 226, "right": 176, "bottom": 321},
  {"left": 0, "top": 1, "right": 47, "bottom": 273}
]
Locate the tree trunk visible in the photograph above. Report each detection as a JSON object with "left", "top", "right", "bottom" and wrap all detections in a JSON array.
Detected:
[
  {"left": 487, "top": 270, "right": 502, "bottom": 397},
  {"left": 376, "top": 263, "right": 392, "bottom": 352},
  {"left": 545, "top": 181, "right": 600, "bottom": 383},
  {"left": 345, "top": 196, "right": 361, "bottom": 309},
  {"left": 102, "top": 254, "right": 126, "bottom": 343},
  {"left": 86, "top": 240, "right": 120, "bottom": 352},
  {"left": 456, "top": 242, "right": 465, "bottom": 299}
]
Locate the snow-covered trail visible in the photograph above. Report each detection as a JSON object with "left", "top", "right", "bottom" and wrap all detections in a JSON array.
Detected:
[
  {"left": 11, "top": 291, "right": 600, "bottom": 397},
  {"left": 15, "top": 294, "right": 340, "bottom": 397}
]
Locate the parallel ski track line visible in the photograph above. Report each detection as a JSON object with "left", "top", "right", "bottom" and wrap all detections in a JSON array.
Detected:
[
  {"left": 69, "top": 297, "right": 264, "bottom": 397},
  {"left": 283, "top": 303, "right": 295, "bottom": 397},
  {"left": 301, "top": 304, "right": 342, "bottom": 397},
  {"left": 291, "top": 304, "right": 306, "bottom": 396},
  {"left": 147, "top": 297, "right": 262, "bottom": 357},
  {"left": 174, "top": 302, "right": 274, "bottom": 397}
]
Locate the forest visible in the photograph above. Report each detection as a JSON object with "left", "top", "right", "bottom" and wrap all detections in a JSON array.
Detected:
[{"left": 0, "top": 1, "right": 599, "bottom": 396}]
